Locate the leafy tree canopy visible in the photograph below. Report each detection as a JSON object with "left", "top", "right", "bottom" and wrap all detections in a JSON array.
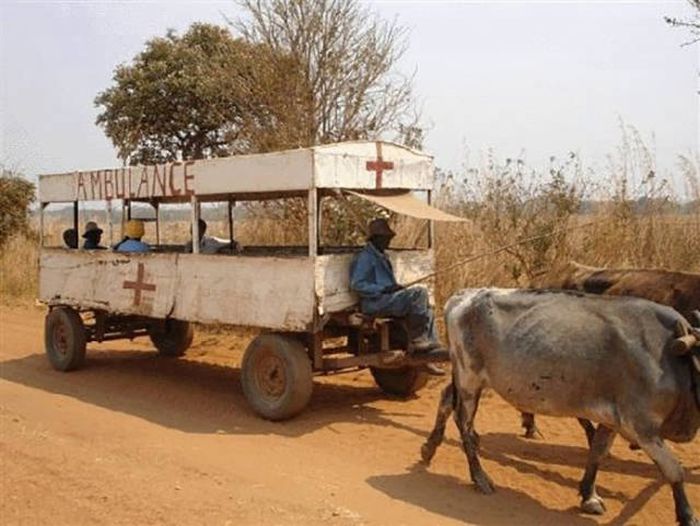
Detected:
[
  {"left": 95, "top": 23, "right": 312, "bottom": 164},
  {"left": 0, "top": 168, "right": 36, "bottom": 248}
]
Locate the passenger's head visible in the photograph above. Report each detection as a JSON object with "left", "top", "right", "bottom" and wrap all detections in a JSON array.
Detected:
[
  {"left": 62, "top": 228, "right": 78, "bottom": 249},
  {"left": 82, "top": 221, "right": 103, "bottom": 245},
  {"left": 367, "top": 218, "right": 395, "bottom": 252},
  {"left": 125, "top": 219, "right": 145, "bottom": 240},
  {"left": 197, "top": 219, "right": 207, "bottom": 240}
]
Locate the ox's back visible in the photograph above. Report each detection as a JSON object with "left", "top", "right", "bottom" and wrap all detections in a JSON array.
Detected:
[
  {"left": 446, "top": 289, "right": 699, "bottom": 443},
  {"left": 533, "top": 262, "right": 700, "bottom": 321}
]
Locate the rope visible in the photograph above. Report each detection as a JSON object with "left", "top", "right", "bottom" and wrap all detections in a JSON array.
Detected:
[{"left": 402, "top": 219, "right": 604, "bottom": 288}]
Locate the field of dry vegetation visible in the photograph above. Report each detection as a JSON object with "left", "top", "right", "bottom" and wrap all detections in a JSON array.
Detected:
[{"left": 2, "top": 134, "right": 698, "bottom": 313}]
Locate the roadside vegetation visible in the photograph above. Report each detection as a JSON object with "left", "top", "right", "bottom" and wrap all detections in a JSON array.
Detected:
[
  {"left": 2, "top": 129, "right": 698, "bottom": 309},
  {"left": 2, "top": 0, "right": 698, "bottom": 310}
]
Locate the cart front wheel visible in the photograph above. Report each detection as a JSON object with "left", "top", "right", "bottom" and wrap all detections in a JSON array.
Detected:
[
  {"left": 44, "top": 307, "right": 87, "bottom": 371},
  {"left": 370, "top": 366, "right": 429, "bottom": 397},
  {"left": 241, "top": 334, "right": 312, "bottom": 421},
  {"left": 149, "top": 319, "right": 194, "bottom": 357}
]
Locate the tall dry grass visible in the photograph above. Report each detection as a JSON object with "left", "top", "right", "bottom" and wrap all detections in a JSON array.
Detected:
[
  {"left": 0, "top": 233, "right": 39, "bottom": 303},
  {"left": 3, "top": 131, "right": 698, "bottom": 310}
]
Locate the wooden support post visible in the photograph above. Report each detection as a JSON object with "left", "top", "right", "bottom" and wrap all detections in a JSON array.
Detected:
[
  {"left": 310, "top": 332, "right": 323, "bottom": 371},
  {"left": 228, "top": 199, "right": 234, "bottom": 246},
  {"left": 39, "top": 203, "right": 46, "bottom": 248},
  {"left": 427, "top": 190, "right": 435, "bottom": 249},
  {"left": 191, "top": 195, "right": 200, "bottom": 254},
  {"left": 308, "top": 188, "right": 318, "bottom": 257},
  {"left": 73, "top": 201, "right": 79, "bottom": 237},
  {"left": 154, "top": 201, "right": 160, "bottom": 245},
  {"left": 106, "top": 200, "right": 113, "bottom": 246}
]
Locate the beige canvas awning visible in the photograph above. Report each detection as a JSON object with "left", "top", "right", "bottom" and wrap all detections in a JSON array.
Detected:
[{"left": 346, "top": 190, "right": 467, "bottom": 222}]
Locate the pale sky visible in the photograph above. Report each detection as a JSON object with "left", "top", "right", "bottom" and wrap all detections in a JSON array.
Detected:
[{"left": 1, "top": 0, "right": 698, "bottom": 188}]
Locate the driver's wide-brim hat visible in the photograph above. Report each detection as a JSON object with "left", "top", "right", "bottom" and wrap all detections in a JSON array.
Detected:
[{"left": 368, "top": 218, "right": 396, "bottom": 238}]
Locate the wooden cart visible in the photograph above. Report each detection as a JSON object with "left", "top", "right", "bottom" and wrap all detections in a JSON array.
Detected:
[{"left": 38, "top": 141, "right": 462, "bottom": 420}]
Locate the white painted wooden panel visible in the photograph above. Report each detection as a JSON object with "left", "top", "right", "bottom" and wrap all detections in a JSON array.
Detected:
[
  {"left": 38, "top": 141, "right": 433, "bottom": 202},
  {"left": 171, "top": 254, "right": 316, "bottom": 330},
  {"left": 39, "top": 250, "right": 177, "bottom": 318},
  {"left": 40, "top": 250, "right": 316, "bottom": 330},
  {"left": 315, "top": 249, "right": 435, "bottom": 315},
  {"left": 193, "top": 149, "right": 313, "bottom": 195},
  {"left": 313, "top": 142, "right": 433, "bottom": 190}
]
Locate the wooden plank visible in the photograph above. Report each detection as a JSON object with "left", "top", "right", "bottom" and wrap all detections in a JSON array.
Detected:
[
  {"left": 39, "top": 249, "right": 316, "bottom": 331},
  {"left": 314, "top": 250, "right": 435, "bottom": 315},
  {"left": 171, "top": 254, "right": 315, "bottom": 330},
  {"left": 321, "top": 348, "right": 449, "bottom": 371},
  {"left": 313, "top": 142, "right": 432, "bottom": 190},
  {"left": 38, "top": 141, "right": 433, "bottom": 202},
  {"left": 39, "top": 250, "right": 177, "bottom": 318}
]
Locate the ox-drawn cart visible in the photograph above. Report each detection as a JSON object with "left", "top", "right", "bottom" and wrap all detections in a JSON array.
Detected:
[{"left": 38, "top": 141, "right": 462, "bottom": 419}]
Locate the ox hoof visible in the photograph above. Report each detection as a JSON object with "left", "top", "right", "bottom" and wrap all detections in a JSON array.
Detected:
[
  {"left": 420, "top": 443, "right": 435, "bottom": 465},
  {"left": 523, "top": 426, "right": 543, "bottom": 440},
  {"left": 581, "top": 496, "right": 606, "bottom": 515},
  {"left": 473, "top": 472, "right": 495, "bottom": 494}
]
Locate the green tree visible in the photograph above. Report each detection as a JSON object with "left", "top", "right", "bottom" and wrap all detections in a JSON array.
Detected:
[
  {"left": 0, "top": 168, "right": 36, "bottom": 248},
  {"left": 235, "top": 0, "right": 419, "bottom": 146},
  {"left": 95, "top": 23, "right": 311, "bottom": 164}
]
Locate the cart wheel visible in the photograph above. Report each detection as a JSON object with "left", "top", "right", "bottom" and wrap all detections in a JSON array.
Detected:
[
  {"left": 241, "top": 334, "right": 313, "bottom": 421},
  {"left": 44, "top": 307, "right": 87, "bottom": 372},
  {"left": 149, "top": 319, "right": 194, "bottom": 357},
  {"left": 370, "top": 366, "right": 429, "bottom": 397}
]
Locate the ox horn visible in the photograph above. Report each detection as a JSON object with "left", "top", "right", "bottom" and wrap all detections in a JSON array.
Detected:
[{"left": 671, "top": 320, "right": 700, "bottom": 355}]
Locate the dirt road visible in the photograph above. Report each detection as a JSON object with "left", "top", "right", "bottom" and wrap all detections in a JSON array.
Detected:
[{"left": 1, "top": 306, "right": 698, "bottom": 525}]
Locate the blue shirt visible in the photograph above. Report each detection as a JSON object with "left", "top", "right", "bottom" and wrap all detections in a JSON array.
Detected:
[
  {"left": 116, "top": 239, "right": 151, "bottom": 253},
  {"left": 349, "top": 243, "right": 398, "bottom": 298}
]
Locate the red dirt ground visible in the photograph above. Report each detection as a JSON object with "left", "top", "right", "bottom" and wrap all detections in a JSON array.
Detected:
[{"left": 1, "top": 305, "right": 698, "bottom": 525}]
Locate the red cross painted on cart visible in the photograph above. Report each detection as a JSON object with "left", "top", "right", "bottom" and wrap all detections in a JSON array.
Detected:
[
  {"left": 366, "top": 142, "right": 394, "bottom": 189},
  {"left": 122, "top": 262, "right": 156, "bottom": 306}
]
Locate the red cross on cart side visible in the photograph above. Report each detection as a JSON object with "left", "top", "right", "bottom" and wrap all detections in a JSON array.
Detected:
[
  {"left": 366, "top": 142, "right": 394, "bottom": 189},
  {"left": 122, "top": 262, "right": 157, "bottom": 306}
]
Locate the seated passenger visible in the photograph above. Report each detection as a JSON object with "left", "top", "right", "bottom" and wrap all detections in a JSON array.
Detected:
[
  {"left": 116, "top": 220, "right": 150, "bottom": 253},
  {"left": 62, "top": 228, "right": 78, "bottom": 249},
  {"left": 185, "top": 219, "right": 240, "bottom": 254},
  {"left": 82, "top": 221, "right": 106, "bottom": 250},
  {"left": 350, "top": 218, "right": 443, "bottom": 357}
]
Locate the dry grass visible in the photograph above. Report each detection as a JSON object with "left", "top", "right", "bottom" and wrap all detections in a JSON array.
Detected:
[
  {"left": 0, "top": 233, "right": 39, "bottom": 304},
  {"left": 3, "top": 138, "right": 698, "bottom": 309}
]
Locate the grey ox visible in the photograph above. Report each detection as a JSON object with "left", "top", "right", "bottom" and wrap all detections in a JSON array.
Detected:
[{"left": 420, "top": 289, "right": 700, "bottom": 525}]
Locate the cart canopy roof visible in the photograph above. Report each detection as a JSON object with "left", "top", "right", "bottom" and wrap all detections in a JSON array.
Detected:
[
  {"left": 346, "top": 190, "right": 467, "bottom": 222},
  {"left": 38, "top": 141, "right": 433, "bottom": 203}
]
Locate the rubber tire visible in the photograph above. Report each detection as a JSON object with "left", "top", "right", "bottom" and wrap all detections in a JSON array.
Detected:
[
  {"left": 370, "top": 366, "right": 429, "bottom": 397},
  {"left": 44, "top": 307, "right": 87, "bottom": 372},
  {"left": 149, "top": 319, "right": 194, "bottom": 357},
  {"left": 241, "top": 334, "right": 313, "bottom": 421}
]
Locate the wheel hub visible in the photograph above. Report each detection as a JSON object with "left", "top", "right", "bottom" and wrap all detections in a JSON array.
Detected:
[
  {"left": 53, "top": 323, "right": 69, "bottom": 356},
  {"left": 255, "top": 350, "right": 286, "bottom": 399}
]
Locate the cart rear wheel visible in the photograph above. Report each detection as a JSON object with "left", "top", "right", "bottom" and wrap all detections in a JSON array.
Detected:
[
  {"left": 44, "top": 307, "right": 87, "bottom": 371},
  {"left": 148, "top": 319, "right": 194, "bottom": 357},
  {"left": 241, "top": 334, "right": 312, "bottom": 421},
  {"left": 370, "top": 366, "right": 429, "bottom": 397}
]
